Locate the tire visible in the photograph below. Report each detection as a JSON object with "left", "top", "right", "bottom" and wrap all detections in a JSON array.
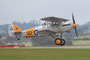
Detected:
[
  {"left": 60, "top": 39, "right": 65, "bottom": 46},
  {"left": 17, "top": 38, "right": 20, "bottom": 40}
]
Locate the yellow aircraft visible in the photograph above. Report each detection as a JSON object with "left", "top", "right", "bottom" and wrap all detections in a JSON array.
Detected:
[{"left": 8, "top": 14, "right": 78, "bottom": 46}]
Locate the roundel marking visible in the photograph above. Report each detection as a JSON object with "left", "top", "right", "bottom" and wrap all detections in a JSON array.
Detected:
[{"left": 34, "top": 30, "right": 38, "bottom": 35}]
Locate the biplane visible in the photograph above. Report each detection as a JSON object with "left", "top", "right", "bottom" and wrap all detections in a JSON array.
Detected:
[{"left": 8, "top": 14, "right": 78, "bottom": 46}]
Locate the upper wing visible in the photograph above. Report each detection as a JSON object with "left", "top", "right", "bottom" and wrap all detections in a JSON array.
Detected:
[{"left": 40, "top": 16, "right": 68, "bottom": 22}]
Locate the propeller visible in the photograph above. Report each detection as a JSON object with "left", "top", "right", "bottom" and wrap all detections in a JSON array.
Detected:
[{"left": 72, "top": 14, "right": 78, "bottom": 37}]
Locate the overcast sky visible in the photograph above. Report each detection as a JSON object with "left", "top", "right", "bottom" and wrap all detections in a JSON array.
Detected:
[{"left": 0, "top": 0, "right": 90, "bottom": 25}]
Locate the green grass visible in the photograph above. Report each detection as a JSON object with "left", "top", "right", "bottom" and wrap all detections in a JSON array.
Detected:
[{"left": 0, "top": 48, "right": 90, "bottom": 60}]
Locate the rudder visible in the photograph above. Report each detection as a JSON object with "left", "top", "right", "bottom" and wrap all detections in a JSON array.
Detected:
[{"left": 13, "top": 24, "right": 22, "bottom": 32}]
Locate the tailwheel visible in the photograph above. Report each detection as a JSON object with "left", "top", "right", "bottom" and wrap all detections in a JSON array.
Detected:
[
  {"left": 17, "top": 38, "right": 20, "bottom": 41},
  {"left": 55, "top": 38, "right": 65, "bottom": 46}
]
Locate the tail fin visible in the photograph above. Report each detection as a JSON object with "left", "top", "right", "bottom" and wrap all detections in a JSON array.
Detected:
[
  {"left": 13, "top": 24, "right": 22, "bottom": 32},
  {"left": 8, "top": 24, "right": 22, "bottom": 33},
  {"left": 8, "top": 24, "right": 22, "bottom": 37}
]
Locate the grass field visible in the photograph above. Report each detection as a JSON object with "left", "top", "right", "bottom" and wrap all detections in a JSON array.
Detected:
[{"left": 0, "top": 48, "right": 90, "bottom": 60}]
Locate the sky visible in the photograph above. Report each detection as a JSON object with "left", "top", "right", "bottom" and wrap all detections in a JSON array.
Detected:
[{"left": 0, "top": 0, "right": 90, "bottom": 25}]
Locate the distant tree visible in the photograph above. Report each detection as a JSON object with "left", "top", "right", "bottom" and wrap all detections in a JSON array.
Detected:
[
  {"left": 23, "top": 21, "right": 26, "bottom": 24},
  {"left": 32, "top": 20, "right": 35, "bottom": 24}
]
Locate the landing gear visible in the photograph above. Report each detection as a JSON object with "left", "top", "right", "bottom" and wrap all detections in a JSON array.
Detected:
[
  {"left": 50, "top": 33, "right": 66, "bottom": 46},
  {"left": 17, "top": 38, "right": 20, "bottom": 40},
  {"left": 55, "top": 38, "right": 65, "bottom": 46},
  {"left": 15, "top": 33, "right": 21, "bottom": 41}
]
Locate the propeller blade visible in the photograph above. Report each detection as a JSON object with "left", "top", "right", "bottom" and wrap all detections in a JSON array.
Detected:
[
  {"left": 74, "top": 27, "right": 78, "bottom": 37},
  {"left": 72, "top": 14, "right": 76, "bottom": 24}
]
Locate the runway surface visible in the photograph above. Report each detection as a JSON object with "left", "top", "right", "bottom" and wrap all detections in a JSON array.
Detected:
[{"left": 21, "top": 46, "right": 90, "bottom": 49}]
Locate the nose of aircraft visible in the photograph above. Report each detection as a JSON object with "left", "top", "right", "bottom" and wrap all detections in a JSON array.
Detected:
[{"left": 73, "top": 24, "right": 77, "bottom": 28}]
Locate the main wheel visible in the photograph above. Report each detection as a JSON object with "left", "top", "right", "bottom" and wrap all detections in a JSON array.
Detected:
[
  {"left": 55, "top": 38, "right": 62, "bottom": 45},
  {"left": 55, "top": 38, "right": 65, "bottom": 46}
]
